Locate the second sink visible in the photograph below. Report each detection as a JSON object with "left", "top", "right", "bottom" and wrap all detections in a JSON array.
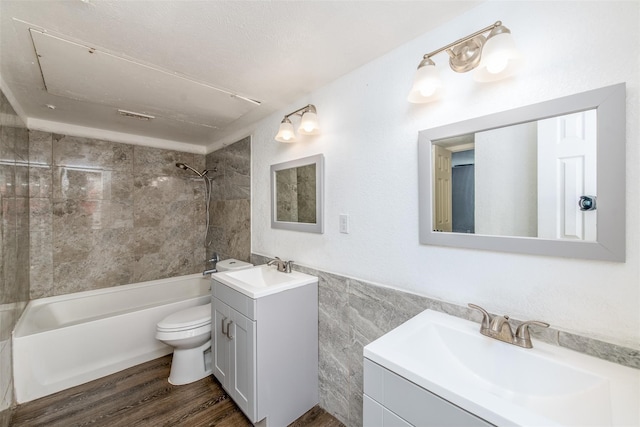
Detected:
[{"left": 364, "top": 309, "right": 639, "bottom": 426}]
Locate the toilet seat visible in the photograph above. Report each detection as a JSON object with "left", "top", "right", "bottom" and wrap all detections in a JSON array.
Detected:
[{"left": 157, "top": 303, "right": 211, "bottom": 332}]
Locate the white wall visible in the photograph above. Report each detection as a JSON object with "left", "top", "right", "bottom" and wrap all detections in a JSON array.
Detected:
[{"left": 249, "top": 1, "right": 640, "bottom": 348}]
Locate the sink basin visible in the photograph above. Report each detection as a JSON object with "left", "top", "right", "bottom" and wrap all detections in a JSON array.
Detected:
[
  {"left": 364, "top": 310, "right": 639, "bottom": 426},
  {"left": 212, "top": 265, "right": 317, "bottom": 298}
]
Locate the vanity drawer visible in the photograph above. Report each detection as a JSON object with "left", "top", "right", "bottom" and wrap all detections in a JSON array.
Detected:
[
  {"left": 364, "top": 358, "right": 493, "bottom": 427},
  {"left": 364, "top": 394, "right": 412, "bottom": 427},
  {"left": 212, "top": 280, "right": 256, "bottom": 320}
]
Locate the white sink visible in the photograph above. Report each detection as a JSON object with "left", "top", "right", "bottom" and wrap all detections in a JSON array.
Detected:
[
  {"left": 364, "top": 310, "right": 640, "bottom": 426},
  {"left": 212, "top": 264, "right": 317, "bottom": 298}
]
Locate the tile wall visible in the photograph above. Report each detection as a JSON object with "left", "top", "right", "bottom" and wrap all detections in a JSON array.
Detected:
[
  {"left": 0, "top": 90, "right": 30, "bottom": 426},
  {"left": 28, "top": 131, "right": 209, "bottom": 298},
  {"left": 275, "top": 163, "right": 316, "bottom": 224},
  {"left": 205, "top": 137, "right": 251, "bottom": 263},
  {"left": 251, "top": 254, "right": 640, "bottom": 427}
]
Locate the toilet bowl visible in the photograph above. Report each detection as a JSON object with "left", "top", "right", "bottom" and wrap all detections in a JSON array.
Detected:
[{"left": 156, "top": 258, "right": 253, "bottom": 385}]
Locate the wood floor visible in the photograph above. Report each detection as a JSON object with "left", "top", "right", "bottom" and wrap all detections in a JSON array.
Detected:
[{"left": 10, "top": 355, "right": 344, "bottom": 427}]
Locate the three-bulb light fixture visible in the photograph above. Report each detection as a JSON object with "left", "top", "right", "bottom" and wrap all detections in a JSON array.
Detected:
[
  {"left": 274, "top": 104, "right": 320, "bottom": 143},
  {"left": 408, "top": 21, "right": 523, "bottom": 103}
]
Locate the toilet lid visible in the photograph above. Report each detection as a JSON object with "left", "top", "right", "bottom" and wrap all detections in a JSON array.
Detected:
[{"left": 157, "top": 303, "right": 211, "bottom": 332}]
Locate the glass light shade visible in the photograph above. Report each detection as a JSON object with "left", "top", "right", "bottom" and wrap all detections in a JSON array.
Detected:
[
  {"left": 407, "top": 63, "right": 442, "bottom": 103},
  {"left": 275, "top": 119, "right": 297, "bottom": 143},
  {"left": 298, "top": 110, "right": 320, "bottom": 135},
  {"left": 474, "top": 31, "right": 524, "bottom": 82}
]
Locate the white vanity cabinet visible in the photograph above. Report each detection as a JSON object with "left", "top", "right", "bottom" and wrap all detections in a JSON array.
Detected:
[
  {"left": 211, "top": 278, "right": 318, "bottom": 427},
  {"left": 363, "top": 358, "right": 493, "bottom": 427}
]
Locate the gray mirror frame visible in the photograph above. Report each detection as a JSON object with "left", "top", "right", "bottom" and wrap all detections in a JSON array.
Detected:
[
  {"left": 271, "top": 153, "right": 324, "bottom": 233},
  {"left": 418, "top": 83, "right": 626, "bottom": 261}
]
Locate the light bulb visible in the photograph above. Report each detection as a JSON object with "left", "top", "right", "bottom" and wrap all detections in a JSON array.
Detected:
[
  {"left": 474, "top": 28, "right": 523, "bottom": 82},
  {"left": 420, "top": 84, "right": 437, "bottom": 97},
  {"left": 275, "top": 118, "right": 297, "bottom": 143},
  {"left": 298, "top": 110, "right": 319, "bottom": 135},
  {"left": 407, "top": 60, "right": 442, "bottom": 103},
  {"left": 485, "top": 55, "right": 509, "bottom": 74}
]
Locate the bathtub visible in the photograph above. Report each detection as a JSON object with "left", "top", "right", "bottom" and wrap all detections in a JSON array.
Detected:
[{"left": 13, "top": 273, "right": 211, "bottom": 403}]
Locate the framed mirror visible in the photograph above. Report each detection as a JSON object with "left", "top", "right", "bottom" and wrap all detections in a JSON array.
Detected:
[
  {"left": 271, "top": 154, "right": 324, "bottom": 233},
  {"left": 418, "top": 83, "right": 625, "bottom": 261}
]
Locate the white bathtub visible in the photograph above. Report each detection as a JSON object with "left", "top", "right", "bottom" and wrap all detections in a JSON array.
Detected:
[{"left": 13, "top": 273, "right": 211, "bottom": 403}]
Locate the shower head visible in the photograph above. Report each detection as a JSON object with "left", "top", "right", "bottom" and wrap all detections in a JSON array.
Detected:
[{"left": 175, "top": 162, "right": 206, "bottom": 177}]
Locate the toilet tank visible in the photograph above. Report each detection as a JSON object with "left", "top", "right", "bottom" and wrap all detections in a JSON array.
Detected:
[{"left": 216, "top": 259, "right": 253, "bottom": 272}]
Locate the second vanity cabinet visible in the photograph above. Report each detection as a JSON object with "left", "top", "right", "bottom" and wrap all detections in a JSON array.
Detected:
[
  {"left": 363, "top": 358, "right": 493, "bottom": 427},
  {"left": 211, "top": 276, "right": 318, "bottom": 427}
]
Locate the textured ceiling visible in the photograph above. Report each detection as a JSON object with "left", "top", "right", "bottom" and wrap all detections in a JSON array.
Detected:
[{"left": 0, "top": 0, "right": 479, "bottom": 153}]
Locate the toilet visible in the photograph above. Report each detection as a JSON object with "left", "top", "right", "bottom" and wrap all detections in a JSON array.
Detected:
[{"left": 156, "top": 258, "right": 253, "bottom": 385}]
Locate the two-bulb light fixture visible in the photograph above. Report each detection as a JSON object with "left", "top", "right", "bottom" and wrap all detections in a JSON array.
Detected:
[
  {"left": 408, "top": 21, "right": 524, "bottom": 103},
  {"left": 274, "top": 104, "right": 320, "bottom": 143}
]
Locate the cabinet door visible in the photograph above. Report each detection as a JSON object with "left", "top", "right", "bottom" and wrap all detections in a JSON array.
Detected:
[
  {"left": 212, "top": 298, "right": 231, "bottom": 387},
  {"left": 229, "top": 309, "right": 257, "bottom": 421}
]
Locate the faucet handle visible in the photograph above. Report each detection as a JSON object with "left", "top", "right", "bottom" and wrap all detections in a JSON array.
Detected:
[
  {"left": 285, "top": 260, "right": 294, "bottom": 273},
  {"left": 468, "top": 303, "right": 491, "bottom": 331},
  {"left": 515, "top": 320, "right": 550, "bottom": 348}
]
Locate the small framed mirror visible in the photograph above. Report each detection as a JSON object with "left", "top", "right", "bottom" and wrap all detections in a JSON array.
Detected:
[
  {"left": 271, "top": 154, "right": 324, "bottom": 233},
  {"left": 418, "top": 83, "right": 625, "bottom": 261}
]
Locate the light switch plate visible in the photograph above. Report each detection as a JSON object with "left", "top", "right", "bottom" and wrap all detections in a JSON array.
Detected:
[{"left": 339, "top": 214, "right": 349, "bottom": 234}]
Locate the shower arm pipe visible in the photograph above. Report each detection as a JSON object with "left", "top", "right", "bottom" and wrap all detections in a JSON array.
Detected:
[
  {"left": 176, "top": 162, "right": 207, "bottom": 177},
  {"left": 183, "top": 164, "right": 203, "bottom": 177}
]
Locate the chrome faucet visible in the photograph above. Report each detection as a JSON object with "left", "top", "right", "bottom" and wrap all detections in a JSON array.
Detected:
[
  {"left": 468, "top": 303, "right": 549, "bottom": 349},
  {"left": 202, "top": 253, "right": 220, "bottom": 276},
  {"left": 267, "top": 257, "right": 294, "bottom": 273}
]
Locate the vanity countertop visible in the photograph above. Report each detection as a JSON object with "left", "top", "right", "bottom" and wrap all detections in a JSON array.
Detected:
[
  {"left": 364, "top": 309, "right": 639, "bottom": 427},
  {"left": 212, "top": 265, "right": 317, "bottom": 299}
]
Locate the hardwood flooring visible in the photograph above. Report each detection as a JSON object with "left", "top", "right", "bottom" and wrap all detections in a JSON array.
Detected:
[{"left": 10, "top": 355, "right": 344, "bottom": 427}]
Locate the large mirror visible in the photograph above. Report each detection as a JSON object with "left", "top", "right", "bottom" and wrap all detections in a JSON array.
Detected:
[
  {"left": 271, "top": 154, "right": 324, "bottom": 233},
  {"left": 418, "top": 83, "right": 625, "bottom": 261}
]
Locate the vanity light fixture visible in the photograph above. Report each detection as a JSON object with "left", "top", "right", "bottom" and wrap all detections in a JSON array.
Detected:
[
  {"left": 275, "top": 104, "right": 320, "bottom": 143},
  {"left": 408, "top": 21, "right": 523, "bottom": 103}
]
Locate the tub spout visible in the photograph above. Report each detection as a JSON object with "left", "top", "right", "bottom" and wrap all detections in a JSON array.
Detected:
[{"left": 202, "top": 268, "right": 217, "bottom": 276}]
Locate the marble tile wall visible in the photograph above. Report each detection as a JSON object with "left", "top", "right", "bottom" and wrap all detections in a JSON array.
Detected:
[
  {"left": 0, "top": 90, "right": 30, "bottom": 426},
  {"left": 275, "top": 168, "right": 299, "bottom": 222},
  {"left": 251, "top": 254, "right": 640, "bottom": 427},
  {"left": 29, "top": 132, "right": 208, "bottom": 298},
  {"left": 297, "top": 163, "right": 317, "bottom": 224},
  {"left": 205, "top": 137, "right": 251, "bottom": 263},
  {"left": 275, "top": 164, "right": 316, "bottom": 224}
]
